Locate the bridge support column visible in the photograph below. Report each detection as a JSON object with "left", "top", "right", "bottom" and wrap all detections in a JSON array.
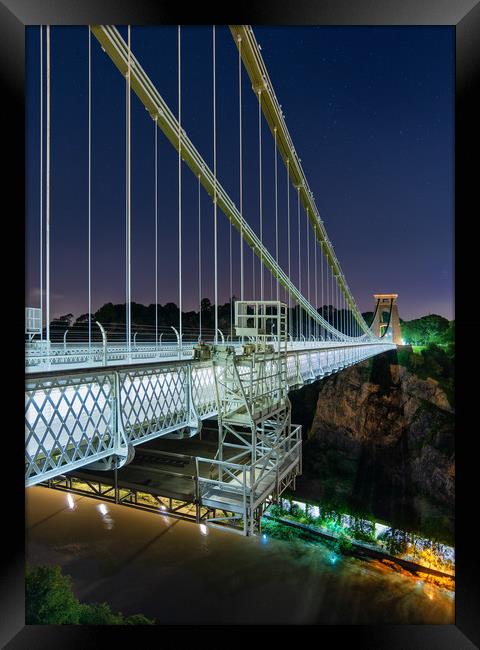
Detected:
[
  {"left": 86, "top": 371, "right": 135, "bottom": 472},
  {"left": 161, "top": 364, "right": 202, "bottom": 439},
  {"left": 372, "top": 294, "right": 402, "bottom": 344}
]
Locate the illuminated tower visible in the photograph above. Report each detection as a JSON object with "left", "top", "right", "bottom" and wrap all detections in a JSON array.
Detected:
[{"left": 372, "top": 294, "right": 402, "bottom": 345}]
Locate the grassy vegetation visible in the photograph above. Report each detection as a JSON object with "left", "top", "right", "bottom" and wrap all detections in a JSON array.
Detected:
[{"left": 411, "top": 345, "right": 426, "bottom": 353}]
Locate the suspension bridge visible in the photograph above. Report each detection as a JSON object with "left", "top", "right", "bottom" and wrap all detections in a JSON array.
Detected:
[{"left": 26, "top": 25, "right": 399, "bottom": 535}]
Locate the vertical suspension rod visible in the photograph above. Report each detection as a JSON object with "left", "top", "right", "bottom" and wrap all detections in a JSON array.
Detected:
[
  {"left": 238, "top": 35, "right": 244, "bottom": 302},
  {"left": 258, "top": 89, "right": 263, "bottom": 301},
  {"left": 178, "top": 25, "right": 183, "bottom": 355},
  {"left": 297, "top": 186, "right": 301, "bottom": 339},
  {"left": 314, "top": 227, "right": 318, "bottom": 339},
  {"left": 213, "top": 26, "right": 218, "bottom": 341},
  {"left": 274, "top": 127, "right": 279, "bottom": 301},
  {"left": 125, "top": 25, "right": 131, "bottom": 352},
  {"left": 45, "top": 25, "right": 51, "bottom": 344},
  {"left": 198, "top": 174, "right": 202, "bottom": 340},
  {"left": 287, "top": 159, "right": 291, "bottom": 337},
  {"left": 306, "top": 207, "right": 310, "bottom": 339},
  {"left": 88, "top": 27, "right": 92, "bottom": 350},
  {"left": 39, "top": 26, "right": 43, "bottom": 339},
  {"left": 155, "top": 116, "right": 158, "bottom": 348},
  {"left": 321, "top": 241, "right": 324, "bottom": 339}
]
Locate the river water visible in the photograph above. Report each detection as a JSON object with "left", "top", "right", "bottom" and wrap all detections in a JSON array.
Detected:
[{"left": 26, "top": 486, "right": 454, "bottom": 624}]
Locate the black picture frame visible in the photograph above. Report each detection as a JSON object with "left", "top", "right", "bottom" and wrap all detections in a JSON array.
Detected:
[{"left": 3, "top": 0, "right": 478, "bottom": 646}]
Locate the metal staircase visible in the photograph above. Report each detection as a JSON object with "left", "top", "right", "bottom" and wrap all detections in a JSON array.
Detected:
[{"left": 196, "top": 301, "right": 302, "bottom": 535}]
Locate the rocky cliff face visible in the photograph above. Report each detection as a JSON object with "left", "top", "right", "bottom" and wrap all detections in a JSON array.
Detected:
[{"left": 289, "top": 349, "right": 454, "bottom": 542}]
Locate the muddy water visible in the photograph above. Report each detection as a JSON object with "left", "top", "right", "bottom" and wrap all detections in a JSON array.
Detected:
[{"left": 26, "top": 486, "right": 454, "bottom": 625}]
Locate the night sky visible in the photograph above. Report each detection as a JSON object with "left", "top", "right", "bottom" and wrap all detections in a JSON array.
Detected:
[{"left": 26, "top": 25, "right": 454, "bottom": 322}]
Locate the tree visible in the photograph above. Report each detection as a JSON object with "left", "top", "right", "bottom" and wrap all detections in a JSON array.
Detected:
[
  {"left": 439, "top": 320, "right": 455, "bottom": 346},
  {"left": 78, "top": 602, "right": 123, "bottom": 625},
  {"left": 58, "top": 313, "right": 74, "bottom": 326},
  {"left": 401, "top": 314, "right": 450, "bottom": 346},
  {"left": 26, "top": 565, "right": 80, "bottom": 624},
  {"left": 124, "top": 614, "right": 156, "bottom": 625},
  {"left": 74, "top": 312, "right": 95, "bottom": 324},
  {"left": 78, "top": 603, "right": 155, "bottom": 625},
  {"left": 26, "top": 565, "right": 155, "bottom": 625}
]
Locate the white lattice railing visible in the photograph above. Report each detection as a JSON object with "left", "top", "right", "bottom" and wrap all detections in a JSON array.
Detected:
[{"left": 25, "top": 343, "right": 394, "bottom": 486}]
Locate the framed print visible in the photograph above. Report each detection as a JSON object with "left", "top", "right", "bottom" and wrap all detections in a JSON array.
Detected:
[{"left": 2, "top": 0, "right": 478, "bottom": 646}]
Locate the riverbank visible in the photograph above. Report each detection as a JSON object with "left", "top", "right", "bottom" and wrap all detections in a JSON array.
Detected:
[
  {"left": 262, "top": 498, "right": 454, "bottom": 584},
  {"left": 261, "top": 513, "right": 454, "bottom": 589}
]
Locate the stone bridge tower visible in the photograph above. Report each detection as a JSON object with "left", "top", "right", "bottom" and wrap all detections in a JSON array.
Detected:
[{"left": 372, "top": 294, "right": 402, "bottom": 344}]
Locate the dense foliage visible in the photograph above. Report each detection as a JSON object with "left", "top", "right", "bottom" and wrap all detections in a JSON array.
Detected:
[
  {"left": 46, "top": 302, "right": 454, "bottom": 349},
  {"left": 26, "top": 565, "right": 155, "bottom": 625},
  {"left": 400, "top": 314, "right": 453, "bottom": 347},
  {"left": 397, "top": 342, "right": 454, "bottom": 406}
]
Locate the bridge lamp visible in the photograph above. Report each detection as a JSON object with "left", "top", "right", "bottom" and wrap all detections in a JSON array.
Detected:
[{"left": 199, "top": 523, "right": 208, "bottom": 536}]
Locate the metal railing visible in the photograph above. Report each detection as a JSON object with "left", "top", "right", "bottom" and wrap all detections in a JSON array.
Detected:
[
  {"left": 195, "top": 425, "right": 302, "bottom": 509},
  {"left": 26, "top": 327, "right": 394, "bottom": 374}
]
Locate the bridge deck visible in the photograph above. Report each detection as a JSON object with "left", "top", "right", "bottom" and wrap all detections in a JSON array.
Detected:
[
  {"left": 26, "top": 342, "right": 395, "bottom": 488},
  {"left": 25, "top": 340, "right": 385, "bottom": 374}
]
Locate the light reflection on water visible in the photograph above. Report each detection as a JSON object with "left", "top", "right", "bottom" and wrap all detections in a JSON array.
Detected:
[
  {"left": 96, "top": 503, "right": 114, "bottom": 530},
  {"left": 26, "top": 487, "right": 454, "bottom": 625}
]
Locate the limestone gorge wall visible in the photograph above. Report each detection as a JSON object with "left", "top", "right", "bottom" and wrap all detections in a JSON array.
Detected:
[{"left": 289, "top": 349, "right": 454, "bottom": 541}]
